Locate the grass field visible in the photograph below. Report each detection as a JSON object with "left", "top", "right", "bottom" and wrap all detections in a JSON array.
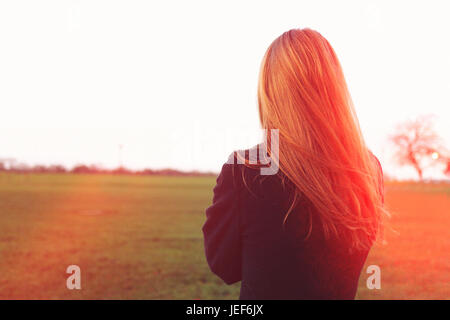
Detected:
[{"left": 0, "top": 173, "right": 448, "bottom": 299}]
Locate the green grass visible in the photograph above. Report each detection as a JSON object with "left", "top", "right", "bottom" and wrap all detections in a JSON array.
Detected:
[{"left": 0, "top": 173, "right": 448, "bottom": 299}]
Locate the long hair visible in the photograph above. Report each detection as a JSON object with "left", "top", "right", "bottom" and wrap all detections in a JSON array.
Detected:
[{"left": 257, "top": 28, "right": 387, "bottom": 250}]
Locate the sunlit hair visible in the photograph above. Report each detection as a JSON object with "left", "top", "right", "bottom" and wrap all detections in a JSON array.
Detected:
[{"left": 257, "top": 28, "right": 388, "bottom": 251}]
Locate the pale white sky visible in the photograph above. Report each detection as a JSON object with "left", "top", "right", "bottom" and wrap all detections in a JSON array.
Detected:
[{"left": 0, "top": 0, "right": 449, "bottom": 179}]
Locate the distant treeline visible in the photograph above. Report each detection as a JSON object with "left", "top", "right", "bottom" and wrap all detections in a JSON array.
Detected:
[{"left": 0, "top": 162, "right": 216, "bottom": 177}]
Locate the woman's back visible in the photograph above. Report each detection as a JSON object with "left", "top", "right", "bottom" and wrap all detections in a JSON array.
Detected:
[{"left": 203, "top": 145, "right": 383, "bottom": 299}]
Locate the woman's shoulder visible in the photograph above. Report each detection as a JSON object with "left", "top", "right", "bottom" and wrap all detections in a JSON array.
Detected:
[
  {"left": 221, "top": 144, "right": 275, "bottom": 178},
  {"left": 368, "top": 150, "right": 382, "bottom": 169},
  {"left": 218, "top": 144, "right": 292, "bottom": 199},
  {"left": 217, "top": 145, "right": 263, "bottom": 188},
  {"left": 367, "top": 150, "right": 384, "bottom": 202}
]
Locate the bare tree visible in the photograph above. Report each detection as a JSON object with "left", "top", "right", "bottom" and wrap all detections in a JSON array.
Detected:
[{"left": 390, "top": 115, "right": 442, "bottom": 180}]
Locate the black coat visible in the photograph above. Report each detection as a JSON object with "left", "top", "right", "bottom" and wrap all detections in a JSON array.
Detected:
[{"left": 202, "top": 147, "right": 384, "bottom": 299}]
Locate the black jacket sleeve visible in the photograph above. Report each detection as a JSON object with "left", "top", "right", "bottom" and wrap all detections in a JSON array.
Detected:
[{"left": 202, "top": 161, "right": 242, "bottom": 285}]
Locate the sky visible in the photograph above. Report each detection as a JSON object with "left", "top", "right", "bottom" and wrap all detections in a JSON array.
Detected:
[{"left": 0, "top": 0, "right": 449, "bottom": 179}]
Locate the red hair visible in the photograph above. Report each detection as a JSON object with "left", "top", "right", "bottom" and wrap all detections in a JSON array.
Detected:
[{"left": 258, "top": 29, "right": 387, "bottom": 250}]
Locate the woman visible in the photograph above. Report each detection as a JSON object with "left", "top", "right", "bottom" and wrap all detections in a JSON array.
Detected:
[{"left": 202, "top": 28, "right": 387, "bottom": 299}]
